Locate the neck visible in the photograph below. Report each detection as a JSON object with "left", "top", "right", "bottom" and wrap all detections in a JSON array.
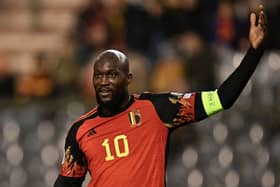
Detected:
[{"left": 99, "top": 95, "right": 132, "bottom": 116}]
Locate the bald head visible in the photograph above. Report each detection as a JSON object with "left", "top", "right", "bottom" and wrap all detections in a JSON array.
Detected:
[
  {"left": 94, "top": 49, "right": 129, "bottom": 73},
  {"left": 92, "top": 49, "right": 133, "bottom": 112}
]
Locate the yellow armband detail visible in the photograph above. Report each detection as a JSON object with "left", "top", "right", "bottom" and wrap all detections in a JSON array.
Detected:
[{"left": 201, "top": 90, "right": 223, "bottom": 116}]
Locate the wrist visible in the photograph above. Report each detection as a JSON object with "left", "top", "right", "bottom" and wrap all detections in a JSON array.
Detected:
[{"left": 249, "top": 45, "right": 264, "bottom": 57}]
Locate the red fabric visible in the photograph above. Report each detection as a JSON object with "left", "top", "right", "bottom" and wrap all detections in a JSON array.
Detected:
[
  {"left": 78, "top": 99, "right": 168, "bottom": 187},
  {"left": 59, "top": 93, "right": 196, "bottom": 187}
]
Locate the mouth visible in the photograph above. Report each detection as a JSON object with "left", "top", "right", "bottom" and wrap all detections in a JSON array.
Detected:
[{"left": 97, "top": 88, "right": 112, "bottom": 96}]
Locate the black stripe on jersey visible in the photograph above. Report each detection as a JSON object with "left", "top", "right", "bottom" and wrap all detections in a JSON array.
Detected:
[
  {"left": 65, "top": 112, "right": 99, "bottom": 166},
  {"left": 139, "top": 92, "right": 208, "bottom": 124},
  {"left": 139, "top": 93, "right": 180, "bottom": 124}
]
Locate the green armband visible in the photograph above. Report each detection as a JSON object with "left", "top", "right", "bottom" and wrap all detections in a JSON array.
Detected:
[{"left": 201, "top": 89, "right": 223, "bottom": 116}]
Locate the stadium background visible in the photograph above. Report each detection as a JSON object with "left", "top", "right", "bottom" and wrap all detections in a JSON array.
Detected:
[{"left": 0, "top": 0, "right": 280, "bottom": 187}]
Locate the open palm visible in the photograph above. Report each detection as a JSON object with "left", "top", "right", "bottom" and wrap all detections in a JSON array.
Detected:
[{"left": 249, "top": 5, "right": 266, "bottom": 49}]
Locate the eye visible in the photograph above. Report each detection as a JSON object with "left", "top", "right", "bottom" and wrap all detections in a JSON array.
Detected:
[
  {"left": 107, "top": 72, "right": 118, "bottom": 78},
  {"left": 94, "top": 73, "right": 102, "bottom": 79}
]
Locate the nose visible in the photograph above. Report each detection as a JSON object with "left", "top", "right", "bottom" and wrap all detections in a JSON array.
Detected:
[{"left": 99, "top": 75, "right": 110, "bottom": 85}]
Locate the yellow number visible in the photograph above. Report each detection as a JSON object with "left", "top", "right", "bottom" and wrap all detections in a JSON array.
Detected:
[
  {"left": 114, "top": 135, "right": 129, "bottom": 158},
  {"left": 102, "top": 134, "right": 129, "bottom": 161},
  {"left": 102, "top": 138, "right": 115, "bottom": 161}
]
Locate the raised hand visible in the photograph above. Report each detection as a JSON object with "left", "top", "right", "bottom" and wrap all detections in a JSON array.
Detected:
[{"left": 249, "top": 4, "right": 267, "bottom": 49}]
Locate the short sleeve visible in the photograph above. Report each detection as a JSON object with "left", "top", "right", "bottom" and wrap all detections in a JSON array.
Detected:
[
  {"left": 59, "top": 123, "right": 87, "bottom": 178},
  {"left": 139, "top": 92, "right": 196, "bottom": 127}
]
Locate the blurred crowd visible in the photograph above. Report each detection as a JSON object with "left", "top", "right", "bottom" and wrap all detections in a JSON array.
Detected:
[
  {"left": 1, "top": 0, "right": 280, "bottom": 187},
  {"left": 0, "top": 0, "right": 280, "bottom": 103}
]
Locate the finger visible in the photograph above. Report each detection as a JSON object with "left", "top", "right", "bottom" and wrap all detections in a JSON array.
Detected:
[
  {"left": 258, "top": 4, "right": 264, "bottom": 12},
  {"left": 258, "top": 5, "right": 267, "bottom": 31},
  {"left": 250, "top": 13, "right": 257, "bottom": 27},
  {"left": 258, "top": 11, "right": 265, "bottom": 27}
]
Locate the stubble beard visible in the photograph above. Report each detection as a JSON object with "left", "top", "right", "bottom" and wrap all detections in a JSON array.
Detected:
[{"left": 96, "top": 89, "right": 128, "bottom": 110}]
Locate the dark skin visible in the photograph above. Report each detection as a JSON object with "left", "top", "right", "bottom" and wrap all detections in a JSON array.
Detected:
[
  {"left": 93, "top": 51, "right": 133, "bottom": 116},
  {"left": 92, "top": 4, "right": 266, "bottom": 116},
  {"left": 249, "top": 5, "right": 266, "bottom": 49},
  {"left": 53, "top": 5, "right": 267, "bottom": 187}
]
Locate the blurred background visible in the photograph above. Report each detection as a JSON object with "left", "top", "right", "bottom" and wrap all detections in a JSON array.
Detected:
[{"left": 0, "top": 0, "right": 280, "bottom": 187}]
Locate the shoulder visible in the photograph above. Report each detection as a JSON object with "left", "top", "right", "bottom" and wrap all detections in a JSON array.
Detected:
[
  {"left": 76, "top": 106, "right": 98, "bottom": 122},
  {"left": 133, "top": 92, "right": 194, "bottom": 103},
  {"left": 132, "top": 92, "right": 184, "bottom": 112},
  {"left": 67, "top": 107, "right": 99, "bottom": 140},
  {"left": 133, "top": 92, "right": 170, "bottom": 101}
]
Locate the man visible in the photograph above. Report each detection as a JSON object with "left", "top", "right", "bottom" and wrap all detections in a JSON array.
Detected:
[{"left": 54, "top": 5, "right": 266, "bottom": 187}]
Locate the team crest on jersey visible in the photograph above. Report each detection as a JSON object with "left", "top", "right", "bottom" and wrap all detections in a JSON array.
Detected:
[{"left": 128, "top": 109, "right": 141, "bottom": 127}]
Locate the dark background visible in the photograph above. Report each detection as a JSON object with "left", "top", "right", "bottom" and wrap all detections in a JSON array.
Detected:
[{"left": 0, "top": 0, "right": 280, "bottom": 187}]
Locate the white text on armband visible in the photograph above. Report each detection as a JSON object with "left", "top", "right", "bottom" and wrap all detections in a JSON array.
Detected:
[{"left": 201, "top": 90, "right": 223, "bottom": 116}]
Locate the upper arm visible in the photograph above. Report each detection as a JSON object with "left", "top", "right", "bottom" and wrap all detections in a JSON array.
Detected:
[
  {"left": 139, "top": 91, "right": 224, "bottom": 127},
  {"left": 54, "top": 122, "right": 88, "bottom": 187},
  {"left": 139, "top": 92, "right": 197, "bottom": 127}
]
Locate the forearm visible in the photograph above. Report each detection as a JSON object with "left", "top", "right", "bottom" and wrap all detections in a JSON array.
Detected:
[
  {"left": 195, "top": 46, "right": 264, "bottom": 121},
  {"left": 217, "top": 46, "right": 264, "bottom": 109},
  {"left": 54, "top": 175, "right": 84, "bottom": 187}
]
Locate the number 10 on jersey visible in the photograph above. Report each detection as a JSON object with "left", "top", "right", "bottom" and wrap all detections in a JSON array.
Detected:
[{"left": 102, "top": 134, "right": 130, "bottom": 161}]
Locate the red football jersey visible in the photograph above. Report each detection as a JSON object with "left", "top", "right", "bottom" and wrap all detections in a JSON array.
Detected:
[{"left": 58, "top": 92, "right": 196, "bottom": 187}]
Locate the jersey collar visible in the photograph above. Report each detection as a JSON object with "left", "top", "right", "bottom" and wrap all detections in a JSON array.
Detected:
[{"left": 97, "top": 96, "right": 135, "bottom": 117}]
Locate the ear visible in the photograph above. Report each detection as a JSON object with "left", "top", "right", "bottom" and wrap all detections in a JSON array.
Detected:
[{"left": 127, "top": 73, "right": 133, "bottom": 84}]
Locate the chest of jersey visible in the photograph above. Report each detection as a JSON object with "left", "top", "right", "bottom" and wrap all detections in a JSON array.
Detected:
[{"left": 76, "top": 100, "right": 169, "bottom": 186}]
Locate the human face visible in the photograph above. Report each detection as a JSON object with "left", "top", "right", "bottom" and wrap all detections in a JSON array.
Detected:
[{"left": 93, "top": 56, "right": 130, "bottom": 108}]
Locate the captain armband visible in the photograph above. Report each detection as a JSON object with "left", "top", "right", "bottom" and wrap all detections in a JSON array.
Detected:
[{"left": 201, "top": 89, "right": 224, "bottom": 116}]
